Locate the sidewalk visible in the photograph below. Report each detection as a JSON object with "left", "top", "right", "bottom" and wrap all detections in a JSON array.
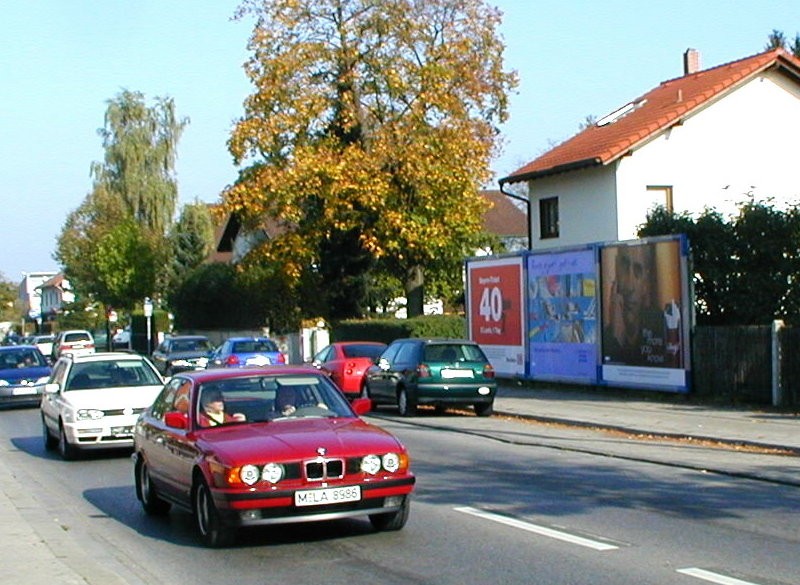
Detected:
[{"left": 494, "top": 382, "right": 800, "bottom": 454}]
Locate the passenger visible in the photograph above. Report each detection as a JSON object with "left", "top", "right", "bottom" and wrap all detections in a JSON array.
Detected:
[
  {"left": 275, "top": 386, "right": 297, "bottom": 416},
  {"left": 198, "top": 390, "right": 245, "bottom": 427}
]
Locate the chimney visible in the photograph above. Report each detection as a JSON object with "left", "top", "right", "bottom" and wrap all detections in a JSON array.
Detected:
[{"left": 683, "top": 48, "right": 701, "bottom": 75}]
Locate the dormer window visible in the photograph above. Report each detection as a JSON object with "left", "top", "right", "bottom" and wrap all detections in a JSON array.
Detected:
[{"left": 596, "top": 99, "right": 647, "bottom": 126}]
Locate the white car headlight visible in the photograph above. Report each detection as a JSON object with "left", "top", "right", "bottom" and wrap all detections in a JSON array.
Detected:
[
  {"left": 35, "top": 376, "right": 50, "bottom": 384},
  {"left": 262, "top": 462, "right": 284, "bottom": 484},
  {"left": 240, "top": 464, "right": 260, "bottom": 486},
  {"left": 361, "top": 454, "right": 382, "bottom": 475},
  {"left": 77, "top": 409, "right": 105, "bottom": 420},
  {"left": 382, "top": 453, "right": 401, "bottom": 473},
  {"left": 0, "top": 380, "right": 8, "bottom": 386}
]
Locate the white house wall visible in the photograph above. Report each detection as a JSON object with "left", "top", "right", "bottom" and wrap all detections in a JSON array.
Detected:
[
  {"left": 528, "top": 164, "right": 618, "bottom": 250},
  {"left": 615, "top": 70, "right": 800, "bottom": 239}
]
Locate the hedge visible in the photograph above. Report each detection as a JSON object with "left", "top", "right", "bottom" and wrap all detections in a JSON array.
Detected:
[{"left": 332, "top": 315, "right": 467, "bottom": 344}]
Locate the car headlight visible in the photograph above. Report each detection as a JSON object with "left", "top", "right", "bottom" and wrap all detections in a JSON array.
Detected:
[
  {"left": 262, "top": 463, "right": 284, "bottom": 484},
  {"left": 382, "top": 453, "right": 401, "bottom": 473},
  {"left": 77, "top": 409, "right": 105, "bottom": 420},
  {"left": 0, "top": 379, "right": 8, "bottom": 386},
  {"left": 240, "top": 464, "right": 260, "bottom": 486},
  {"left": 171, "top": 359, "right": 190, "bottom": 367},
  {"left": 361, "top": 454, "right": 382, "bottom": 475},
  {"left": 35, "top": 376, "right": 50, "bottom": 385}
]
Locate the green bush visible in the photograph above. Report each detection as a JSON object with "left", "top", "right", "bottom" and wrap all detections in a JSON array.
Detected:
[{"left": 333, "top": 315, "right": 466, "bottom": 344}]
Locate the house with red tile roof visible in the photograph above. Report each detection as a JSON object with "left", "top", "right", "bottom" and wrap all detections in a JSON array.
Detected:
[
  {"left": 500, "top": 48, "right": 800, "bottom": 250},
  {"left": 212, "top": 190, "right": 527, "bottom": 262}
]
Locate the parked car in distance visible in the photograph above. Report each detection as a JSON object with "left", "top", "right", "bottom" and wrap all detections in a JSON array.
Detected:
[
  {"left": 133, "top": 366, "right": 415, "bottom": 547},
  {"left": 209, "top": 336, "right": 286, "bottom": 368},
  {"left": 30, "top": 334, "right": 56, "bottom": 359},
  {"left": 51, "top": 330, "right": 95, "bottom": 361},
  {"left": 41, "top": 352, "right": 165, "bottom": 459},
  {"left": 151, "top": 335, "right": 214, "bottom": 376},
  {"left": 312, "top": 341, "right": 387, "bottom": 400},
  {"left": 364, "top": 338, "right": 497, "bottom": 416},
  {"left": 0, "top": 345, "right": 52, "bottom": 408}
]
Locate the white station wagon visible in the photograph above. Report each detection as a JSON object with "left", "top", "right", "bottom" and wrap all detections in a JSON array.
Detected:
[{"left": 41, "top": 352, "right": 164, "bottom": 459}]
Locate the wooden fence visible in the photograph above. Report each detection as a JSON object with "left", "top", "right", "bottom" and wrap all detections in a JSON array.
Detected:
[{"left": 692, "top": 325, "right": 800, "bottom": 407}]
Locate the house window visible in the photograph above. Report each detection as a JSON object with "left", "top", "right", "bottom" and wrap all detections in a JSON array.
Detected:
[
  {"left": 539, "top": 197, "right": 559, "bottom": 239},
  {"left": 646, "top": 185, "right": 674, "bottom": 213}
]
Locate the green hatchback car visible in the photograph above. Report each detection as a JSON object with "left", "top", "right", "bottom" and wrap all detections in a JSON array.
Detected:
[{"left": 364, "top": 339, "right": 497, "bottom": 416}]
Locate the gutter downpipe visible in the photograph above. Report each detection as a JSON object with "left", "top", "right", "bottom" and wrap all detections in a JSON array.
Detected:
[{"left": 498, "top": 177, "right": 532, "bottom": 250}]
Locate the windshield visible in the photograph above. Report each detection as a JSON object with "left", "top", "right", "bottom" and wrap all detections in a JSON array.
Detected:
[
  {"left": 65, "top": 359, "right": 162, "bottom": 390},
  {"left": 170, "top": 339, "right": 212, "bottom": 352},
  {"left": 196, "top": 374, "right": 354, "bottom": 427},
  {"left": 0, "top": 348, "right": 46, "bottom": 369}
]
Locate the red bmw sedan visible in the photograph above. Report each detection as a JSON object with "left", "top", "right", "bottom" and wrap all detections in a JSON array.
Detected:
[{"left": 133, "top": 365, "right": 415, "bottom": 547}]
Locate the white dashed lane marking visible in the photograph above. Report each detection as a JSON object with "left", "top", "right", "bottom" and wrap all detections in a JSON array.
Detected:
[
  {"left": 677, "top": 568, "right": 764, "bottom": 585},
  {"left": 453, "top": 506, "right": 619, "bottom": 551}
]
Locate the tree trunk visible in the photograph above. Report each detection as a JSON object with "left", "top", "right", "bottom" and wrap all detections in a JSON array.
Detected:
[{"left": 405, "top": 265, "right": 424, "bottom": 318}]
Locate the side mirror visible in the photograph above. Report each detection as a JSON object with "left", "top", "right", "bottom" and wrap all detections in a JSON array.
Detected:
[
  {"left": 44, "top": 383, "right": 60, "bottom": 394},
  {"left": 350, "top": 398, "right": 372, "bottom": 415},
  {"left": 164, "top": 411, "right": 189, "bottom": 430}
]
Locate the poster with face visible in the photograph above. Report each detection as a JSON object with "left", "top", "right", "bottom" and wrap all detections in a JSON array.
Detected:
[{"left": 599, "top": 237, "right": 689, "bottom": 391}]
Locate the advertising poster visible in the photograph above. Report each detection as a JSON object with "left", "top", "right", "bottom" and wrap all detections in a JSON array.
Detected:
[
  {"left": 466, "top": 255, "right": 525, "bottom": 377},
  {"left": 599, "top": 236, "right": 690, "bottom": 392},
  {"left": 527, "top": 247, "right": 598, "bottom": 382}
]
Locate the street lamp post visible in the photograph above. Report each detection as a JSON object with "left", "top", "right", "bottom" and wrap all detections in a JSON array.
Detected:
[{"left": 143, "top": 298, "right": 154, "bottom": 355}]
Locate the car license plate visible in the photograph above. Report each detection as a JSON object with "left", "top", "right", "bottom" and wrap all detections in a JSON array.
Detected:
[
  {"left": 12, "top": 387, "right": 37, "bottom": 395},
  {"left": 246, "top": 355, "right": 270, "bottom": 366},
  {"left": 294, "top": 485, "right": 361, "bottom": 507},
  {"left": 441, "top": 368, "right": 474, "bottom": 379}
]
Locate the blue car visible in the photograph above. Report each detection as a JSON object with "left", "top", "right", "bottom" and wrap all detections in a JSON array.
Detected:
[
  {"left": 209, "top": 337, "right": 286, "bottom": 368},
  {"left": 0, "top": 345, "right": 52, "bottom": 407}
]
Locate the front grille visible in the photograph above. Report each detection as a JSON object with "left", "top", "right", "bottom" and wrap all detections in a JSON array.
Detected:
[
  {"left": 103, "top": 407, "right": 145, "bottom": 416},
  {"left": 304, "top": 458, "right": 344, "bottom": 481}
]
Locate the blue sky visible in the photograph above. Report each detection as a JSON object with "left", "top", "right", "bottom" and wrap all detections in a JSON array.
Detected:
[{"left": 2, "top": 0, "right": 799, "bottom": 282}]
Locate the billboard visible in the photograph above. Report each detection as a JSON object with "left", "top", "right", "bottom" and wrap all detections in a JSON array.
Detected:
[
  {"left": 599, "top": 236, "right": 690, "bottom": 392},
  {"left": 466, "top": 255, "right": 525, "bottom": 377},
  {"left": 526, "top": 247, "right": 598, "bottom": 383}
]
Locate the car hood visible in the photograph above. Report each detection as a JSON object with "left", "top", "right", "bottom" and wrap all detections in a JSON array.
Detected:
[
  {"left": 61, "top": 385, "right": 163, "bottom": 410},
  {"left": 0, "top": 366, "right": 51, "bottom": 385},
  {"left": 196, "top": 418, "right": 404, "bottom": 464}
]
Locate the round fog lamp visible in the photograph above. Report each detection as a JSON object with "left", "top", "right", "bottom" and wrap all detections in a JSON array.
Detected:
[
  {"left": 361, "top": 454, "right": 381, "bottom": 475},
  {"left": 478, "top": 386, "right": 491, "bottom": 395},
  {"left": 382, "top": 453, "right": 400, "bottom": 473},
  {"left": 262, "top": 462, "right": 284, "bottom": 484},
  {"left": 240, "top": 464, "right": 260, "bottom": 486}
]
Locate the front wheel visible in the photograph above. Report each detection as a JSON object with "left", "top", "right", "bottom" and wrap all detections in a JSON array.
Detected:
[
  {"left": 58, "top": 422, "right": 78, "bottom": 460},
  {"left": 193, "top": 478, "right": 235, "bottom": 548},
  {"left": 370, "top": 496, "right": 410, "bottom": 531},
  {"left": 397, "top": 388, "right": 417, "bottom": 417},
  {"left": 42, "top": 417, "right": 57, "bottom": 451}
]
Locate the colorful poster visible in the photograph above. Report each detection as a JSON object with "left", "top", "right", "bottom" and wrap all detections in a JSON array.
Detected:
[
  {"left": 599, "top": 236, "right": 690, "bottom": 392},
  {"left": 466, "top": 256, "right": 525, "bottom": 377},
  {"left": 527, "top": 248, "right": 598, "bottom": 382}
]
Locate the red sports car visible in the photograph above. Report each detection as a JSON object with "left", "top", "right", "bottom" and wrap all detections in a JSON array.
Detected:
[
  {"left": 312, "top": 341, "right": 387, "bottom": 399},
  {"left": 133, "top": 366, "right": 415, "bottom": 547}
]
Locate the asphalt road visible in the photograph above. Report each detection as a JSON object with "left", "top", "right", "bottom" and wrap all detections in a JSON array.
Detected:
[{"left": 1, "top": 405, "right": 798, "bottom": 585}]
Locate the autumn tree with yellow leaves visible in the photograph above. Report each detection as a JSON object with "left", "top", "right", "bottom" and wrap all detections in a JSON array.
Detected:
[{"left": 225, "top": 0, "right": 517, "bottom": 319}]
